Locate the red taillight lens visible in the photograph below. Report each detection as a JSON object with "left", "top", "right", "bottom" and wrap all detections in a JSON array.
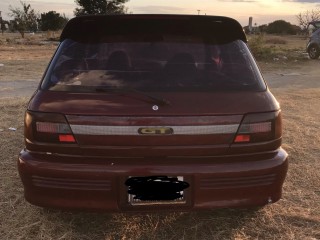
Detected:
[
  {"left": 25, "top": 111, "right": 76, "bottom": 143},
  {"left": 234, "top": 134, "right": 250, "bottom": 143},
  {"left": 234, "top": 111, "right": 281, "bottom": 143},
  {"left": 59, "top": 134, "right": 76, "bottom": 142}
]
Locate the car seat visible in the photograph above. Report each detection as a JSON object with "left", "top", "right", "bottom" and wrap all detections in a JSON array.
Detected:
[
  {"left": 106, "top": 51, "right": 131, "bottom": 71},
  {"left": 164, "top": 53, "right": 197, "bottom": 80}
]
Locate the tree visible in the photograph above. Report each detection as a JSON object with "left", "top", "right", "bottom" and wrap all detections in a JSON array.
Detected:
[
  {"left": 266, "top": 20, "right": 297, "bottom": 35},
  {"left": 297, "top": 9, "right": 320, "bottom": 32},
  {"left": 0, "top": 13, "right": 9, "bottom": 34},
  {"left": 8, "top": 1, "right": 39, "bottom": 38},
  {"left": 74, "top": 0, "right": 129, "bottom": 16},
  {"left": 1, "top": 20, "right": 8, "bottom": 35},
  {"left": 258, "top": 24, "right": 268, "bottom": 33},
  {"left": 39, "top": 11, "right": 68, "bottom": 31}
]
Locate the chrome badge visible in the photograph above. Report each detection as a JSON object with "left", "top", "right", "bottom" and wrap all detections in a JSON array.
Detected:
[
  {"left": 138, "top": 127, "right": 174, "bottom": 135},
  {"left": 152, "top": 105, "right": 159, "bottom": 111}
]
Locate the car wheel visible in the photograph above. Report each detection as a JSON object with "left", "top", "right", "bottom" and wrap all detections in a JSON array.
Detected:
[{"left": 308, "top": 45, "right": 320, "bottom": 59}]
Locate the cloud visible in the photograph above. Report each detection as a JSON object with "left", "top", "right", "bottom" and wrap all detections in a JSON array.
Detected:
[
  {"left": 282, "top": 0, "right": 320, "bottom": 2},
  {"left": 129, "top": 5, "right": 190, "bottom": 14},
  {"left": 218, "top": 0, "right": 258, "bottom": 2}
]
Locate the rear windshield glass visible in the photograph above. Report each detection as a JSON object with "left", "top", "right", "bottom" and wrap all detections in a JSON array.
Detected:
[{"left": 42, "top": 37, "right": 265, "bottom": 92}]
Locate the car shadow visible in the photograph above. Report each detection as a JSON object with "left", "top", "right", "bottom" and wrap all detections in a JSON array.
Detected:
[{"left": 40, "top": 207, "right": 262, "bottom": 239}]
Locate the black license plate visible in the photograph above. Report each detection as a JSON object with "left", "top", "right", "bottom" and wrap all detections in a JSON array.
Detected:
[{"left": 125, "top": 176, "right": 189, "bottom": 205}]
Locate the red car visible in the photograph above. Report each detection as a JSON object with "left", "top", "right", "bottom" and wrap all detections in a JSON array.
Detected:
[{"left": 18, "top": 15, "right": 288, "bottom": 211}]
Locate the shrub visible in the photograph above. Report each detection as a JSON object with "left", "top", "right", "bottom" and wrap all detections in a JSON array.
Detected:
[
  {"left": 248, "top": 34, "right": 273, "bottom": 60},
  {"left": 266, "top": 20, "right": 298, "bottom": 35},
  {"left": 265, "top": 37, "right": 287, "bottom": 45}
]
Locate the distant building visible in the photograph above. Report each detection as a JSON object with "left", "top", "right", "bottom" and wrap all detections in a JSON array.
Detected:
[
  {"left": 244, "top": 17, "right": 261, "bottom": 34},
  {"left": 249, "top": 17, "right": 253, "bottom": 33}
]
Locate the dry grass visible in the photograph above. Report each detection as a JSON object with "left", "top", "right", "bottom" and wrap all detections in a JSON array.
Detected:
[
  {"left": 265, "top": 37, "right": 287, "bottom": 45},
  {"left": 0, "top": 33, "right": 57, "bottom": 82},
  {"left": 263, "top": 35, "right": 306, "bottom": 50},
  {"left": 0, "top": 88, "right": 319, "bottom": 239},
  {"left": 248, "top": 34, "right": 308, "bottom": 62},
  {"left": 0, "top": 45, "right": 57, "bottom": 82},
  {"left": 0, "top": 32, "right": 319, "bottom": 239}
]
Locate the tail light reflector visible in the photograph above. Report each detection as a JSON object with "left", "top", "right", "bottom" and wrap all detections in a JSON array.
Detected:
[
  {"left": 59, "top": 134, "right": 76, "bottom": 142},
  {"left": 234, "top": 134, "right": 250, "bottom": 143}
]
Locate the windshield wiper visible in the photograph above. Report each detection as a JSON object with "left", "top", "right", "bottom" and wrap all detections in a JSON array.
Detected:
[{"left": 95, "top": 87, "right": 171, "bottom": 106}]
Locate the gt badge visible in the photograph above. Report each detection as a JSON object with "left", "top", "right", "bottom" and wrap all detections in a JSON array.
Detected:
[{"left": 138, "top": 127, "right": 173, "bottom": 135}]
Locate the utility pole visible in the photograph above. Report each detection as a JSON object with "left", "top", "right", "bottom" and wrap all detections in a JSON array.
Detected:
[{"left": 0, "top": 11, "right": 3, "bottom": 35}]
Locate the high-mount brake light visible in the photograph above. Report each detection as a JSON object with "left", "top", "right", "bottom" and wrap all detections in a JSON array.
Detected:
[
  {"left": 234, "top": 111, "right": 281, "bottom": 143},
  {"left": 25, "top": 111, "right": 76, "bottom": 144}
]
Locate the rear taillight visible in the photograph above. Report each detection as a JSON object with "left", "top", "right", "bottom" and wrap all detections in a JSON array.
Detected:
[
  {"left": 234, "top": 111, "right": 281, "bottom": 143},
  {"left": 25, "top": 111, "right": 76, "bottom": 144}
]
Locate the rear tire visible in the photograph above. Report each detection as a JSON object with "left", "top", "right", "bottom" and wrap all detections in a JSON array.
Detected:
[{"left": 308, "top": 45, "right": 320, "bottom": 59}]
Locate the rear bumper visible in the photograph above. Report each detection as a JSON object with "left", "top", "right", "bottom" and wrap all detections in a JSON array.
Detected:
[{"left": 18, "top": 148, "right": 288, "bottom": 212}]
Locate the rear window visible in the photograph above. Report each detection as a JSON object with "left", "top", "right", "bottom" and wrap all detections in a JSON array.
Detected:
[{"left": 42, "top": 36, "right": 266, "bottom": 92}]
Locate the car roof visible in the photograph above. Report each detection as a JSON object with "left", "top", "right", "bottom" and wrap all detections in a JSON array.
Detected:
[
  {"left": 314, "top": 28, "right": 320, "bottom": 34},
  {"left": 308, "top": 21, "right": 320, "bottom": 29},
  {"left": 60, "top": 14, "right": 247, "bottom": 43}
]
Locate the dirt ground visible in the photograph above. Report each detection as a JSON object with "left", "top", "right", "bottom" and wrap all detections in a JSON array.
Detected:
[
  {"left": 0, "top": 34, "right": 319, "bottom": 239},
  {"left": 0, "top": 42, "right": 57, "bottom": 98}
]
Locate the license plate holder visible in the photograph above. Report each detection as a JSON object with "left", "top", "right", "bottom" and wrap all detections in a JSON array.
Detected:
[{"left": 126, "top": 176, "right": 189, "bottom": 206}]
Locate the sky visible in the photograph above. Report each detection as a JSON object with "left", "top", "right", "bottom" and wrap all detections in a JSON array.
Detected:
[{"left": 1, "top": 0, "right": 320, "bottom": 26}]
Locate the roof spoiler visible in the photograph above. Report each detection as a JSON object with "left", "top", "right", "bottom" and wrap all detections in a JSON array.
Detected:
[{"left": 60, "top": 14, "right": 247, "bottom": 43}]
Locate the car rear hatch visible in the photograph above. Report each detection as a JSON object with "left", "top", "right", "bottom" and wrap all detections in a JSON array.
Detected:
[
  {"left": 27, "top": 89, "right": 281, "bottom": 157},
  {"left": 25, "top": 15, "right": 281, "bottom": 157}
]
